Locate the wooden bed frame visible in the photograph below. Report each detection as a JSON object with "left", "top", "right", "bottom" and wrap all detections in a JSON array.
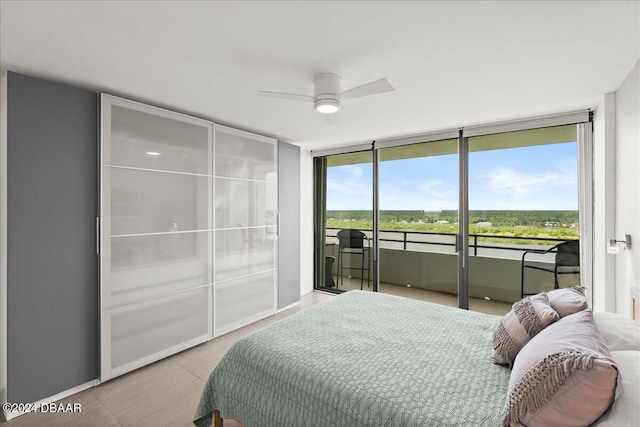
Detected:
[
  {"left": 213, "top": 410, "right": 222, "bottom": 427},
  {"left": 213, "top": 410, "right": 245, "bottom": 427}
]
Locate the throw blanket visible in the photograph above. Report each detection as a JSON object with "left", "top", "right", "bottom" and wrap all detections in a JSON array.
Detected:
[{"left": 195, "top": 291, "right": 509, "bottom": 427}]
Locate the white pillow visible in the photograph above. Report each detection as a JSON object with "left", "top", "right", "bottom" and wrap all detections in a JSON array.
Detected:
[
  {"left": 593, "top": 312, "right": 640, "bottom": 351},
  {"left": 593, "top": 350, "right": 640, "bottom": 426}
]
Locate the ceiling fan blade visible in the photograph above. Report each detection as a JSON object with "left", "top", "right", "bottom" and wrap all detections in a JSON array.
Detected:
[
  {"left": 339, "top": 78, "right": 394, "bottom": 100},
  {"left": 256, "top": 91, "right": 314, "bottom": 102}
]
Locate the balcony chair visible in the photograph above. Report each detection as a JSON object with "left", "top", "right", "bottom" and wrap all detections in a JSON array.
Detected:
[
  {"left": 520, "top": 240, "right": 580, "bottom": 298},
  {"left": 336, "top": 229, "right": 371, "bottom": 290},
  {"left": 239, "top": 225, "right": 262, "bottom": 256},
  {"left": 324, "top": 255, "right": 336, "bottom": 288}
]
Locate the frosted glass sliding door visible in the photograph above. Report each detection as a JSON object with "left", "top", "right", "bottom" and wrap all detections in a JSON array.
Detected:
[
  {"left": 101, "top": 95, "right": 213, "bottom": 380},
  {"left": 214, "top": 125, "right": 277, "bottom": 336}
]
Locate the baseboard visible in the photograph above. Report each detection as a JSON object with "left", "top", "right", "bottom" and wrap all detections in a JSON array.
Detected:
[{"left": 276, "top": 301, "right": 299, "bottom": 313}]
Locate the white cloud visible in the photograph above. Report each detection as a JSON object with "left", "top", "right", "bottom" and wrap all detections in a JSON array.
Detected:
[
  {"left": 347, "top": 165, "right": 364, "bottom": 178},
  {"left": 420, "top": 179, "right": 453, "bottom": 199},
  {"left": 378, "top": 179, "right": 458, "bottom": 211},
  {"left": 478, "top": 167, "right": 575, "bottom": 198},
  {"left": 326, "top": 166, "right": 372, "bottom": 210}
]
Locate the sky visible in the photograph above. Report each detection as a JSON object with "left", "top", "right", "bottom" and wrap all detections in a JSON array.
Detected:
[{"left": 326, "top": 142, "right": 578, "bottom": 211}]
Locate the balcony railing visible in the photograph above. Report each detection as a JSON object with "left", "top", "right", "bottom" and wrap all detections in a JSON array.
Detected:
[
  {"left": 323, "top": 227, "right": 579, "bottom": 303},
  {"left": 326, "top": 227, "right": 576, "bottom": 259}
]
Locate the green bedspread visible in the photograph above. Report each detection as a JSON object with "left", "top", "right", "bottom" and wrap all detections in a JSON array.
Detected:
[{"left": 194, "top": 291, "right": 510, "bottom": 427}]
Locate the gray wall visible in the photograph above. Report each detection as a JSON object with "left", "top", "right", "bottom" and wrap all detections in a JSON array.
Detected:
[
  {"left": 278, "top": 141, "right": 301, "bottom": 309},
  {"left": 6, "top": 72, "right": 98, "bottom": 402}
]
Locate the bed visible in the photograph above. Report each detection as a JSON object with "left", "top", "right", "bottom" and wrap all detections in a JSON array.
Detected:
[{"left": 194, "top": 290, "right": 640, "bottom": 427}]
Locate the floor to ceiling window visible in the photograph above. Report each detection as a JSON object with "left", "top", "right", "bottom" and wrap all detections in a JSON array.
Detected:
[
  {"left": 467, "top": 125, "right": 580, "bottom": 311},
  {"left": 377, "top": 138, "right": 460, "bottom": 305},
  {"left": 313, "top": 113, "right": 591, "bottom": 315}
]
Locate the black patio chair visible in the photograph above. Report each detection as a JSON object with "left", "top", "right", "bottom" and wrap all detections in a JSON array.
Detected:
[
  {"left": 520, "top": 240, "right": 580, "bottom": 298},
  {"left": 336, "top": 229, "right": 371, "bottom": 290}
]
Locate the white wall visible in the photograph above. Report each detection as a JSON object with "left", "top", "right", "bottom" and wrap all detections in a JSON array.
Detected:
[
  {"left": 300, "top": 149, "right": 314, "bottom": 295},
  {"left": 613, "top": 58, "right": 640, "bottom": 316},
  {"left": 592, "top": 93, "right": 617, "bottom": 312}
]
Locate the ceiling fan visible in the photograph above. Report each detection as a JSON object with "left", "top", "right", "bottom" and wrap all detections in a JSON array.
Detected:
[{"left": 257, "top": 73, "right": 394, "bottom": 114}]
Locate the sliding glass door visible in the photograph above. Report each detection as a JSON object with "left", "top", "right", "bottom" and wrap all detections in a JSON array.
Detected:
[
  {"left": 314, "top": 114, "right": 591, "bottom": 313},
  {"left": 315, "top": 151, "right": 373, "bottom": 293},
  {"left": 467, "top": 125, "right": 580, "bottom": 314},
  {"left": 377, "top": 139, "right": 459, "bottom": 305}
]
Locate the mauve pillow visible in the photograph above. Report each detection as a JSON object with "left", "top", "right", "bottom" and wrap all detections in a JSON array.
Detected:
[
  {"left": 547, "top": 286, "right": 588, "bottom": 317},
  {"left": 492, "top": 293, "right": 560, "bottom": 366},
  {"left": 504, "top": 310, "right": 618, "bottom": 427}
]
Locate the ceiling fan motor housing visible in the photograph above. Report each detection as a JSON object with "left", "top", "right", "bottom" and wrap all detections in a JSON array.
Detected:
[{"left": 314, "top": 73, "right": 341, "bottom": 112}]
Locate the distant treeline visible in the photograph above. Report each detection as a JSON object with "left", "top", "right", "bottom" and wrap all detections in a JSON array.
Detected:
[
  {"left": 328, "top": 210, "right": 424, "bottom": 217},
  {"left": 326, "top": 210, "right": 579, "bottom": 227}
]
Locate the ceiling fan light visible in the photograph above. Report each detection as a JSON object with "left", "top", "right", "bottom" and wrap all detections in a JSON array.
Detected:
[{"left": 315, "top": 98, "right": 340, "bottom": 114}]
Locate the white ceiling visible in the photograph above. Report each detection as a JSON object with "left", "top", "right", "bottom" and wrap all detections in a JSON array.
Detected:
[{"left": 1, "top": 1, "right": 639, "bottom": 150}]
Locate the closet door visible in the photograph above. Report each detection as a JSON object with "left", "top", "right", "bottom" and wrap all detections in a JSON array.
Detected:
[
  {"left": 100, "top": 95, "right": 213, "bottom": 380},
  {"left": 214, "top": 125, "right": 277, "bottom": 335}
]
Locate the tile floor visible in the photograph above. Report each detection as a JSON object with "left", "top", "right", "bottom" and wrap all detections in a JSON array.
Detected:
[
  {"left": 0, "top": 292, "right": 333, "bottom": 427},
  {"left": 327, "top": 277, "right": 513, "bottom": 316},
  {"left": 0, "top": 286, "right": 508, "bottom": 426}
]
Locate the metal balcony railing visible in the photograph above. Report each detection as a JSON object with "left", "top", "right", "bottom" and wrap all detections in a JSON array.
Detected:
[{"left": 325, "top": 227, "right": 577, "bottom": 258}]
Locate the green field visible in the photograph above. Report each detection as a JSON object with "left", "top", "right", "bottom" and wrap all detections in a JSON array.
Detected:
[{"left": 326, "top": 210, "right": 579, "bottom": 245}]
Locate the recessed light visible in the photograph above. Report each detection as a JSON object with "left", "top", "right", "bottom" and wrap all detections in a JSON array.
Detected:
[{"left": 146, "top": 151, "right": 161, "bottom": 156}]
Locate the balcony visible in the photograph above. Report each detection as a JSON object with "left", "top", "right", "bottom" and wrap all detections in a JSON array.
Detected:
[{"left": 322, "top": 227, "right": 579, "bottom": 315}]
